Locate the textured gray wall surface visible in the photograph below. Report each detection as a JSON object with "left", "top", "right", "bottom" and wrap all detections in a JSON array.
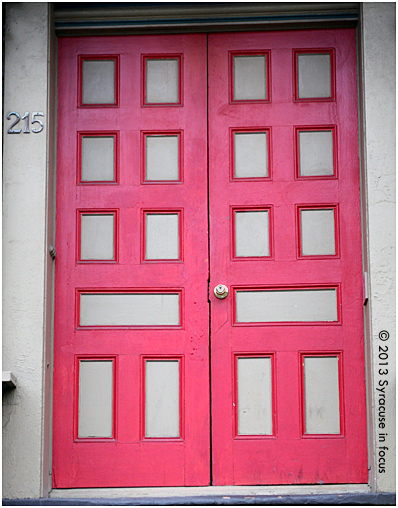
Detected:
[
  {"left": 3, "top": 2, "right": 54, "bottom": 499},
  {"left": 360, "top": 2, "right": 396, "bottom": 493}
]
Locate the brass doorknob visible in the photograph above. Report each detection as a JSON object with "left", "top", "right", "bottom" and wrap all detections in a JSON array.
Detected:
[{"left": 214, "top": 284, "right": 228, "bottom": 299}]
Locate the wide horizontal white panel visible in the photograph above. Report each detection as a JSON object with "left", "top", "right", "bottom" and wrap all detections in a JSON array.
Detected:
[
  {"left": 236, "top": 289, "right": 338, "bottom": 322},
  {"left": 80, "top": 293, "right": 180, "bottom": 326}
]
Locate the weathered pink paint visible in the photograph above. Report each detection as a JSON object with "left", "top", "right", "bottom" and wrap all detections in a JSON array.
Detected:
[
  {"left": 53, "top": 34, "right": 210, "bottom": 488},
  {"left": 54, "top": 28, "right": 367, "bottom": 488},
  {"left": 209, "top": 29, "right": 367, "bottom": 485}
]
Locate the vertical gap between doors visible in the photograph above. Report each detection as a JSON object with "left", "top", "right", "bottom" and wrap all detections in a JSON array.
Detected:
[{"left": 206, "top": 32, "right": 214, "bottom": 487}]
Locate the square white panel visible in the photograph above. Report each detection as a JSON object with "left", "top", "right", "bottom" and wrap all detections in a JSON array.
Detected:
[
  {"left": 234, "top": 132, "right": 268, "bottom": 178},
  {"left": 81, "top": 136, "right": 115, "bottom": 182},
  {"left": 81, "top": 214, "right": 115, "bottom": 260},
  {"left": 146, "top": 214, "right": 179, "bottom": 260},
  {"left": 298, "top": 53, "right": 331, "bottom": 99},
  {"left": 146, "top": 135, "right": 179, "bottom": 181},
  {"left": 304, "top": 356, "right": 340, "bottom": 434},
  {"left": 146, "top": 59, "right": 179, "bottom": 103},
  {"left": 238, "top": 357, "right": 272, "bottom": 435},
  {"left": 235, "top": 210, "right": 270, "bottom": 257},
  {"left": 78, "top": 360, "right": 113, "bottom": 438},
  {"left": 234, "top": 55, "right": 267, "bottom": 101},
  {"left": 301, "top": 209, "right": 336, "bottom": 256},
  {"left": 82, "top": 60, "right": 115, "bottom": 104},
  {"left": 145, "top": 360, "right": 180, "bottom": 437},
  {"left": 299, "top": 131, "right": 334, "bottom": 177}
]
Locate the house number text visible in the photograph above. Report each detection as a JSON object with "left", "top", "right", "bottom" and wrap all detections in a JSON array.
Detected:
[{"left": 7, "top": 112, "right": 44, "bottom": 134}]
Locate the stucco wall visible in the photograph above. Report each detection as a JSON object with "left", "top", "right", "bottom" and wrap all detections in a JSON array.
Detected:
[
  {"left": 2, "top": 3, "right": 54, "bottom": 499},
  {"left": 360, "top": 2, "right": 396, "bottom": 493}
]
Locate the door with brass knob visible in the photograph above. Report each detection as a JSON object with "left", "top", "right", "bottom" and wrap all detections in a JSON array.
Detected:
[
  {"left": 208, "top": 30, "right": 367, "bottom": 485},
  {"left": 53, "top": 29, "right": 367, "bottom": 489}
]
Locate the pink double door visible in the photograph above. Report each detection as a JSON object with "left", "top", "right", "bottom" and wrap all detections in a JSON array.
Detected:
[{"left": 53, "top": 29, "right": 367, "bottom": 488}]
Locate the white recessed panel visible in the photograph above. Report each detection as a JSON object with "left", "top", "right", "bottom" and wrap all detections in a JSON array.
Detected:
[
  {"left": 235, "top": 211, "right": 270, "bottom": 257},
  {"left": 299, "top": 131, "right": 334, "bottom": 177},
  {"left": 146, "top": 136, "right": 179, "bottom": 181},
  {"left": 82, "top": 136, "right": 115, "bottom": 182},
  {"left": 234, "top": 132, "right": 268, "bottom": 178},
  {"left": 146, "top": 59, "right": 179, "bottom": 103},
  {"left": 236, "top": 289, "right": 338, "bottom": 323},
  {"left": 80, "top": 293, "right": 180, "bottom": 326},
  {"left": 81, "top": 214, "right": 114, "bottom": 260},
  {"left": 145, "top": 360, "right": 180, "bottom": 437},
  {"left": 238, "top": 357, "right": 272, "bottom": 435},
  {"left": 301, "top": 209, "right": 335, "bottom": 256},
  {"left": 234, "top": 56, "right": 267, "bottom": 101},
  {"left": 78, "top": 360, "right": 113, "bottom": 438},
  {"left": 298, "top": 53, "right": 331, "bottom": 99},
  {"left": 82, "top": 60, "right": 115, "bottom": 104},
  {"left": 146, "top": 214, "right": 179, "bottom": 260},
  {"left": 304, "top": 356, "right": 340, "bottom": 434}
]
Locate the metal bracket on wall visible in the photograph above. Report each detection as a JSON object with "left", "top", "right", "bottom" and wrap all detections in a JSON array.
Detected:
[
  {"left": 2, "top": 371, "right": 17, "bottom": 394},
  {"left": 363, "top": 271, "right": 369, "bottom": 305}
]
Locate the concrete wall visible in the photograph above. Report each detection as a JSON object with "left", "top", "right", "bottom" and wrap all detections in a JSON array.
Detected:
[
  {"left": 2, "top": 3, "right": 55, "bottom": 499},
  {"left": 359, "top": 2, "right": 396, "bottom": 493},
  {"left": 1, "top": 1, "right": 396, "bottom": 499}
]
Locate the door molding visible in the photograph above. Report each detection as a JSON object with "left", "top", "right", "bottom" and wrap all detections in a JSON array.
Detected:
[{"left": 54, "top": 3, "right": 359, "bottom": 36}]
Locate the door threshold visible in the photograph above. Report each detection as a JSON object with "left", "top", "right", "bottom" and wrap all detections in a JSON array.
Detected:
[
  {"left": 50, "top": 484, "right": 371, "bottom": 499},
  {"left": 5, "top": 485, "right": 396, "bottom": 506}
]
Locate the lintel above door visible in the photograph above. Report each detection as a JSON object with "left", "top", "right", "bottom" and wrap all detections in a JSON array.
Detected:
[{"left": 54, "top": 3, "right": 359, "bottom": 36}]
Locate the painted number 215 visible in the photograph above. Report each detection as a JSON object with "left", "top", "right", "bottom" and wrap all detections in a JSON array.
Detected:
[{"left": 7, "top": 111, "right": 44, "bottom": 134}]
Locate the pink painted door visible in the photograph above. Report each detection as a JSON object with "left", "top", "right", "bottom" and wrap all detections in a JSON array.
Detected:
[
  {"left": 53, "top": 34, "right": 210, "bottom": 488},
  {"left": 208, "top": 29, "right": 367, "bottom": 485},
  {"left": 53, "top": 29, "right": 367, "bottom": 488}
]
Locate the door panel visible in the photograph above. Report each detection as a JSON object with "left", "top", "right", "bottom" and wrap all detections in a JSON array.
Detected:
[
  {"left": 54, "top": 29, "right": 367, "bottom": 488},
  {"left": 208, "top": 29, "right": 367, "bottom": 485},
  {"left": 53, "top": 34, "right": 210, "bottom": 488}
]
